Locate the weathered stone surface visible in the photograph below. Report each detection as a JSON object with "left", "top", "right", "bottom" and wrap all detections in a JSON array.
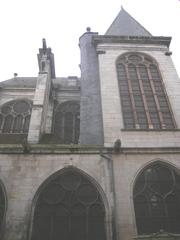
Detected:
[
  {"left": 79, "top": 31, "right": 104, "bottom": 145},
  {"left": 0, "top": 8, "right": 180, "bottom": 240}
]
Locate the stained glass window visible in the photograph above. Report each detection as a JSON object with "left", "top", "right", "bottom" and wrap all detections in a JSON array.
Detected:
[
  {"left": 134, "top": 163, "right": 180, "bottom": 234},
  {"left": 117, "top": 53, "right": 175, "bottom": 129},
  {"left": 31, "top": 169, "right": 106, "bottom": 240},
  {"left": 53, "top": 101, "right": 80, "bottom": 144},
  {"left": 0, "top": 100, "right": 32, "bottom": 133}
]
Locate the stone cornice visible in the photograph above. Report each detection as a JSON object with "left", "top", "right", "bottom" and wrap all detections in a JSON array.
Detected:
[
  {"left": 92, "top": 35, "right": 171, "bottom": 48},
  {"left": 0, "top": 144, "right": 180, "bottom": 154}
]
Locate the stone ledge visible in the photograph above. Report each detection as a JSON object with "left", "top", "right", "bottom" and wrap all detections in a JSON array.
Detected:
[
  {"left": 134, "top": 230, "right": 180, "bottom": 240},
  {"left": 0, "top": 144, "right": 179, "bottom": 154},
  {"left": 121, "top": 129, "right": 180, "bottom": 132},
  {"left": 93, "top": 35, "right": 171, "bottom": 47}
]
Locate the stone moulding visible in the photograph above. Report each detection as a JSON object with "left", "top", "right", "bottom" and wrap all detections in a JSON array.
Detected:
[
  {"left": 92, "top": 35, "right": 172, "bottom": 47},
  {"left": 134, "top": 230, "right": 180, "bottom": 240},
  {"left": 0, "top": 144, "right": 180, "bottom": 154}
]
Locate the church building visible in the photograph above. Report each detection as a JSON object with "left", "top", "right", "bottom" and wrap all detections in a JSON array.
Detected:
[{"left": 0, "top": 7, "right": 180, "bottom": 240}]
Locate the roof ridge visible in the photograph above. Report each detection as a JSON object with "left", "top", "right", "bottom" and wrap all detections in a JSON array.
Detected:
[
  {"left": 105, "top": 7, "right": 152, "bottom": 37},
  {"left": 121, "top": 7, "right": 152, "bottom": 36},
  {"left": 105, "top": 9, "right": 121, "bottom": 34}
]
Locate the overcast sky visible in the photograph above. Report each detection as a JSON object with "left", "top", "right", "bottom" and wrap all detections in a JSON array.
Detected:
[{"left": 0, "top": 0, "right": 180, "bottom": 82}]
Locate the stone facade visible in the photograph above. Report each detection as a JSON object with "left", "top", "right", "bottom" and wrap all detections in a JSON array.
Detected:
[{"left": 0, "top": 7, "right": 180, "bottom": 240}]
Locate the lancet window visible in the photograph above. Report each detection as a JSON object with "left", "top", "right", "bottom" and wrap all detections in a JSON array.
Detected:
[
  {"left": 53, "top": 101, "right": 80, "bottom": 144},
  {"left": 31, "top": 169, "right": 106, "bottom": 240},
  {"left": 116, "top": 53, "right": 175, "bottom": 129},
  {"left": 134, "top": 163, "right": 180, "bottom": 234}
]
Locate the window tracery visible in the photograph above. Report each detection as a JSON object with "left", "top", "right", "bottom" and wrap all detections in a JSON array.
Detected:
[
  {"left": 53, "top": 101, "right": 80, "bottom": 144},
  {"left": 134, "top": 163, "right": 180, "bottom": 234},
  {"left": 116, "top": 53, "right": 175, "bottom": 129},
  {"left": 31, "top": 169, "right": 106, "bottom": 240},
  {"left": 0, "top": 100, "right": 32, "bottom": 133}
]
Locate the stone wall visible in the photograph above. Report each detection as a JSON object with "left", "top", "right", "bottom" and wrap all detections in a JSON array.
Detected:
[
  {"left": 0, "top": 150, "right": 114, "bottom": 240},
  {"left": 97, "top": 42, "right": 180, "bottom": 147},
  {"left": 0, "top": 89, "right": 35, "bottom": 106},
  {"left": 79, "top": 32, "right": 104, "bottom": 145},
  {"left": 1, "top": 147, "right": 179, "bottom": 240},
  {"left": 112, "top": 151, "right": 180, "bottom": 240}
]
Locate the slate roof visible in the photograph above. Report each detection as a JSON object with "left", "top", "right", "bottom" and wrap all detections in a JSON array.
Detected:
[{"left": 106, "top": 7, "right": 152, "bottom": 36}]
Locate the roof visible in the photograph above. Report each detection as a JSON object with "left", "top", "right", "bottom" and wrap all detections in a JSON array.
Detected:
[
  {"left": 0, "top": 76, "right": 80, "bottom": 89},
  {"left": 0, "top": 77, "right": 37, "bottom": 88},
  {"left": 105, "top": 7, "right": 152, "bottom": 37}
]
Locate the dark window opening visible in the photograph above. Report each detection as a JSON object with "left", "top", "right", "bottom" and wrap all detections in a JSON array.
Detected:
[
  {"left": 53, "top": 101, "right": 80, "bottom": 144},
  {"left": 134, "top": 163, "right": 180, "bottom": 234},
  {"left": 0, "top": 100, "right": 32, "bottom": 133},
  {"left": 31, "top": 170, "right": 106, "bottom": 240}
]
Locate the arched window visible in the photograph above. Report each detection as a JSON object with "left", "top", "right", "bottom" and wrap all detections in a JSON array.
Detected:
[
  {"left": 53, "top": 101, "right": 80, "bottom": 144},
  {"left": 0, "top": 100, "right": 32, "bottom": 133},
  {"left": 0, "top": 180, "right": 6, "bottom": 238},
  {"left": 116, "top": 53, "right": 175, "bottom": 129},
  {"left": 31, "top": 169, "right": 106, "bottom": 240},
  {"left": 133, "top": 163, "right": 180, "bottom": 234}
]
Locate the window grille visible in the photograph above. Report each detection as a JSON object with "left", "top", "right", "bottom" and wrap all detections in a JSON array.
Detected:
[
  {"left": 133, "top": 163, "right": 180, "bottom": 234},
  {"left": 116, "top": 53, "right": 175, "bottom": 129},
  {"left": 53, "top": 101, "right": 80, "bottom": 144},
  {"left": 0, "top": 100, "right": 32, "bottom": 133},
  {"left": 31, "top": 170, "right": 106, "bottom": 240}
]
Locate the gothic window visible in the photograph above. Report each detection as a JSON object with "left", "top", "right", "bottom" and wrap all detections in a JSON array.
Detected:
[
  {"left": 0, "top": 100, "right": 32, "bottom": 133},
  {"left": 0, "top": 181, "right": 6, "bottom": 238},
  {"left": 116, "top": 53, "right": 175, "bottom": 129},
  {"left": 53, "top": 101, "right": 80, "bottom": 144},
  {"left": 133, "top": 163, "right": 180, "bottom": 234},
  {"left": 31, "top": 169, "right": 106, "bottom": 240}
]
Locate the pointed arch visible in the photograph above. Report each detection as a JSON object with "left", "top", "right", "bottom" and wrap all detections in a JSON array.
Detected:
[
  {"left": 53, "top": 101, "right": 80, "bottom": 144},
  {"left": 29, "top": 167, "right": 108, "bottom": 240},
  {"left": 133, "top": 160, "right": 180, "bottom": 234},
  {"left": 116, "top": 52, "right": 176, "bottom": 129},
  {"left": 0, "top": 99, "right": 32, "bottom": 133},
  {"left": 0, "top": 179, "right": 7, "bottom": 239}
]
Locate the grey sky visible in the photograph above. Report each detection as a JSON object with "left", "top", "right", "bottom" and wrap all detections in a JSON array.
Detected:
[{"left": 0, "top": 0, "right": 179, "bottom": 81}]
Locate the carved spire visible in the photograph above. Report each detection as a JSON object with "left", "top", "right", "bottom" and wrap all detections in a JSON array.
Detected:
[
  {"left": 38, "top": 38, "right": 56, "bottom": 78},
  {"left": 42, "top": 38, "right": 47, "bottom": 50}
]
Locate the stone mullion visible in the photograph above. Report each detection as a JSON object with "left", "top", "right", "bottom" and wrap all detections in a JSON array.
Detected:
[
  {"left": 23, "top": 115, "right": 30, "bottom": 133},
  {"left": 52, "top": 108, "right": 56, "bottom": 134},
  {"left": 136, "top": 66, "right": 153, "bottom": 128},
  {"left": 72, "top": 113, "right": 76, "bottom": 143},
  {"left": 10, "top": 115, "right": 15, "bottom": 133},
  {"left": 0, "top": 115, "right": 5, "bottom": 133},
  {"left": 147, "top": 67, "right": 165, "bottom": 128},
  {"left": 62, "top": 112, "right": 65, "bottom": 142},
  {"left": 21, "top": 115, "right": 25, "bottom": 133},
  {"left": 125, "top": 64, "right": 139, "bottom": 128}
]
